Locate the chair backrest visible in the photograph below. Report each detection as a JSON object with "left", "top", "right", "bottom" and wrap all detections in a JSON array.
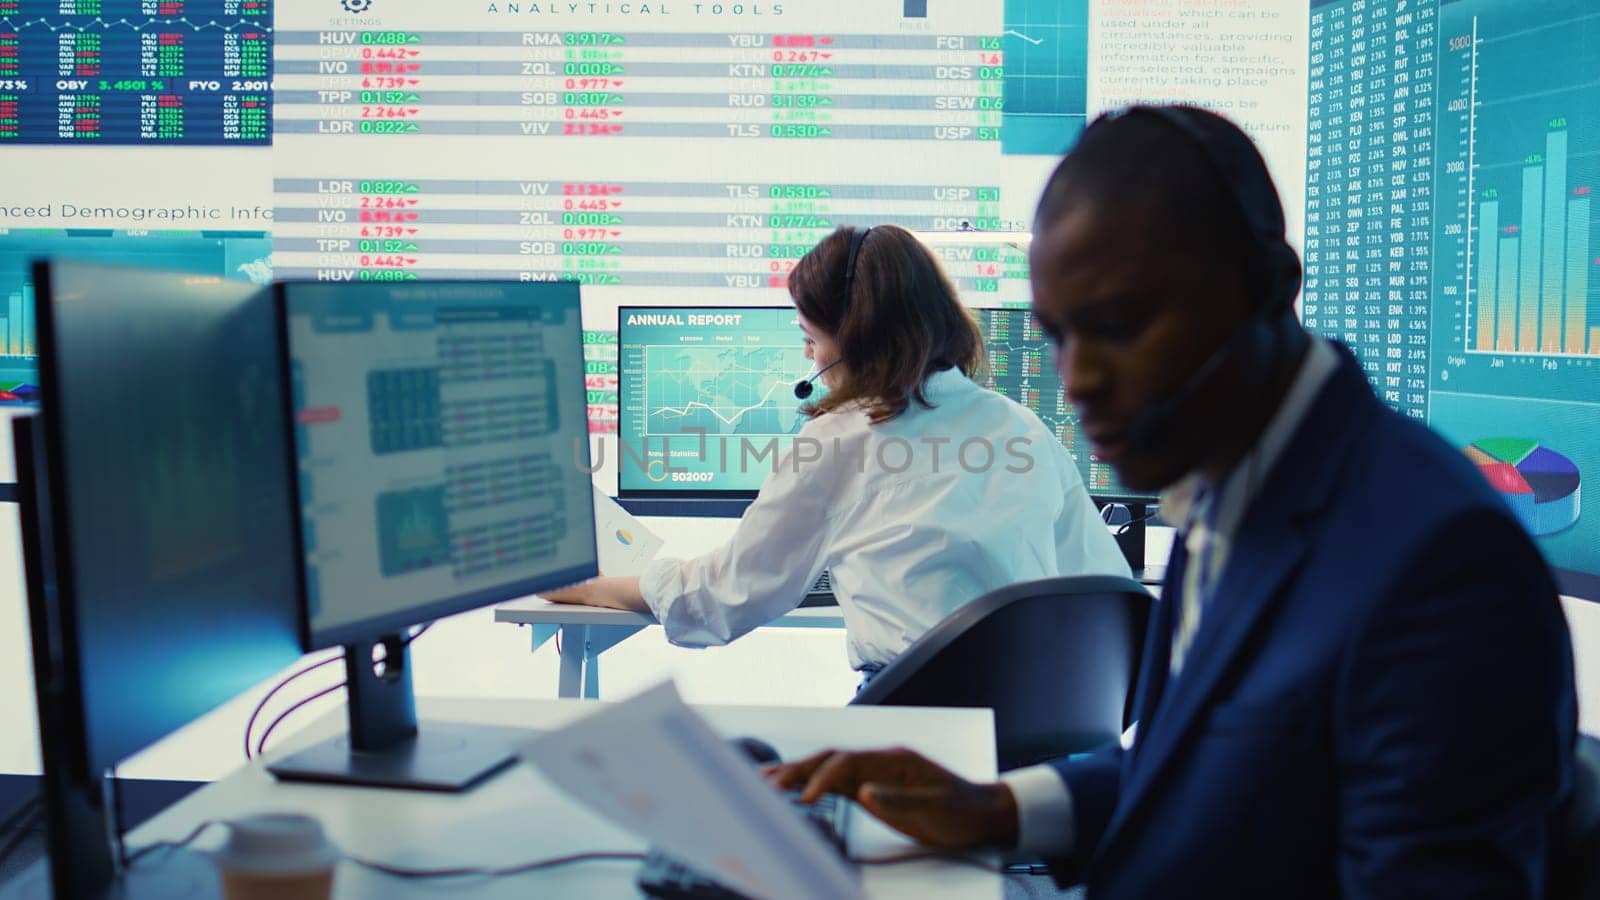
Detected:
[{"left": 850, "top": 574, "right": 1152, "bottom": 771}]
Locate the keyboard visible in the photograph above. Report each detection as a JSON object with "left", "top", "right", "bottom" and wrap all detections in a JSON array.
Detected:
[
  {"left": 637, "top": 791, "right": 849, "bottom": 899},
  {"left": 798, "top": 569, "right": 837, "bottom": 608}
]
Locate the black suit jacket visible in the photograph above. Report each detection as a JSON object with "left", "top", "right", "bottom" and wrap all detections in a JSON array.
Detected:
[{"left": 1046, "top": 345, "right": 1578, "bottom": 898}]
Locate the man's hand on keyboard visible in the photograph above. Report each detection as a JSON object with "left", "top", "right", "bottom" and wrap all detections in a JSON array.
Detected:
[{"left": 765, "top": 747, "right": 1018, "bottom": 851}]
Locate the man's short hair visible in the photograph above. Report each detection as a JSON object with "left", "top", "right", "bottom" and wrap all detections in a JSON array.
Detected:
[{"left": 1034, "top": 105, "right": 1294, "bottom": 308}]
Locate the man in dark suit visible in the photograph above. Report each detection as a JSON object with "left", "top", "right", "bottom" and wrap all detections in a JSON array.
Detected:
[{"left": 769, "top": 106, "right": 1578, "bottom": 897}]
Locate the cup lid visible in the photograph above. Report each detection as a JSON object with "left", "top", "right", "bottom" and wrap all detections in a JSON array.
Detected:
[{"left": 212, "top": 813, "right": 342, "bottom": 876}]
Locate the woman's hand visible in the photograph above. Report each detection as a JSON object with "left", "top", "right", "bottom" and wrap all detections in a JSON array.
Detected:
[{"left": 541, "top": 575, "right": 648, "bottom": 613}]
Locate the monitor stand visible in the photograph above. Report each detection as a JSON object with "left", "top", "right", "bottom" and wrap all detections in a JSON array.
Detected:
[
  {"left": 265, "top": 635, "right": 517, "bottom": 792},
  {"left": 1112, "top": 501, "right": 1148, "bottom": 571}
]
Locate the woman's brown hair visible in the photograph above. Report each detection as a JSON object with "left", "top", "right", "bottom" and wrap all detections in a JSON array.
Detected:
[{"left": 788, "top": 224, "right": 985, "bottom": 424}]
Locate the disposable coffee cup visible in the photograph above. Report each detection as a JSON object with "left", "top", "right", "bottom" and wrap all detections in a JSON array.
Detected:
[{"left": 210, "top": 813, "right": 340, "bottom": 900}]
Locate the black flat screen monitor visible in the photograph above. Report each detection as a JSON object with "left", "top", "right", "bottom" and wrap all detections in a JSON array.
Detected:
[
  {"left": 269, "top": 280, "right": 597, "bottom": 791},
  {"left": 971, "top": 307, "right": 1157, "bottom": 505},
  {"left": 617, "top": 306, "right": 812, "bottom": 511},
  {"left": 616, "top": 305, "right": 1157, "bottom": 517},
  {"left": 17, "top": 261, "right": 304, "bottom": 898},
  {"left": 34, "top": 261, "right": 304, "bottom": 776}
]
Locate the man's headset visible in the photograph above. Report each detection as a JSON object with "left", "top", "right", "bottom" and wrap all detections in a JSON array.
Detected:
[
  {"left": 794, "top": 226, "right": 872, "bottom": 401},
  {"left": 1102, "top": 106, "right": 1303, "bottom": 451}
]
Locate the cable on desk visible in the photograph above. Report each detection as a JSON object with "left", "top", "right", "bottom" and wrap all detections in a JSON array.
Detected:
[
  {"left": 244, "top": 624, "right": 435, "bottom": 760},
  {"left": 123, "top": 819, "right": 227, "bottom": 866},
  {"left": 1116, "top": 509, "right": 1159, "bottom": 536},
  {"left": 346, "top": 850, "right": 647, "bottom": 879},
  {"left": 124, "top": 819, "right": 640, "bottom": 882},
  {"left": 254, "top": 682, "right": 347, "bottom": 758},
  {"left": 850, "top": 848, "right": 1005, "bottom": 874},
  {"left": 0, "top": 794, "right": 41, "bottom": 837},
  {"left": 243, "top": 652, "right": 343, "bottom": 761},
  {"left": 126, "top": 818, "right": 1015, "bottom": 888},
  {"left": 0, "top": 803, "right": 42, "bottom": 867}
]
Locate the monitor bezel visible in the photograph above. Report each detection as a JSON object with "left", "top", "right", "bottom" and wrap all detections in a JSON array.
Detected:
[
  {"left": 275, "top": 279, "right": 600, "bottom": 652},
  {"left": 30, "top": 263, "right": 97, "bottom": 789}
]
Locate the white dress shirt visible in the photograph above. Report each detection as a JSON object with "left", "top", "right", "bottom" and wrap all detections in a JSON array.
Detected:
[
  {"left": 639, "top": 367, "right": 1132, "bottom": 670},
  {"left": 1002, "top": 336, "right": 1341, "bottom": 856}
]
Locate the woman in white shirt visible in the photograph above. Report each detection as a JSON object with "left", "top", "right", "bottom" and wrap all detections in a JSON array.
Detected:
[{"left": 548, "top": 225, "right": 1129, "bottom": 680}]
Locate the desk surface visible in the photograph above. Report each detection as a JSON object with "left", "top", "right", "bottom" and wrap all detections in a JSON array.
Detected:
[
  {"left": 112, "top": 697, "right": 1001, "bottom": 899},
  {"left": 497, "top": 573, "right": 1160, "bottom": 630},
  {"left": 496, "top": 597, "right": 849, "bottom": 628}
]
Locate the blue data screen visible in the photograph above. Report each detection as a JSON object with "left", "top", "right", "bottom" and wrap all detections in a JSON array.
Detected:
[
  {"left": 285, "top": 280, "right": 597, "bottom": 645},
  {"left": 0, "top": 229, "right": 271, "bottom": 400},
  {"left": 618, "top": 306, "right": 810, "bottom": 495},
  {"left": 0, "top": 1, "right": 272, "bottom": 145},
  {"left": 1305, "top": 0, "right": 1600, "bottom": 598}
]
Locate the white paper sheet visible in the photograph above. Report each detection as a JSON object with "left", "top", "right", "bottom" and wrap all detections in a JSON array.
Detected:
[
  {"left": 519, "top": 681, "right": 864, "bottom": 900},
  {"left": 591, "top": 485, "right": 665, "bottom": 577}
]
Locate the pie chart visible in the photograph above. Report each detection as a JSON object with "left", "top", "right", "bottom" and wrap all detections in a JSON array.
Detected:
[{"left": 1464, "top": 438, "right": 1581, "bottom": 536}]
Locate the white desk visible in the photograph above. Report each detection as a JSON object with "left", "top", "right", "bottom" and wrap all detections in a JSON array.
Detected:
[
  {"left": 497, "top": 567, "right": 1165, "bottom": 700},
  {"left": 8, "top": 697, "right": 1002, "bottom": 899},
  {"left": 495, "top": 598, "right": 847, "bottom": 699}
]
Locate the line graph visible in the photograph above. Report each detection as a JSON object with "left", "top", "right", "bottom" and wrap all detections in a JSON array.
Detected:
[
  {"left": 0, "top": 16, "right": 271, "bottom": 33},
  {"left": 651, "top": 375, "right": 791, "bottom": 428},
  {"left": 1002, "top": 0, "right": 1088, "bottom": 155},
  {"left": 643, "top": 345, "right": 807, "bottom": 438}
]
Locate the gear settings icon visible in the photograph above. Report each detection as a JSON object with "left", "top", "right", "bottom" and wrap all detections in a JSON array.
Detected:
[{"left": 341, "top": 0, "right": 373, "bottom": 13}]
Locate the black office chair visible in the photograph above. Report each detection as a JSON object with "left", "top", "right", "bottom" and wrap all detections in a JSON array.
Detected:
[
  {"left": 850, "top": 574, "right": 1152, "bottom": 771},
  {"left": 1552, "top": 733, "right": 1600, "bottom": 899}
]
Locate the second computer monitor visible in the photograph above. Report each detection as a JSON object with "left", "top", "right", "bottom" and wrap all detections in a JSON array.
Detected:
[
  {"left": 617, "top": 304, "right": 1153, "bottom": 505},
  {"left": 618, "top": 306, "right": 812, "bottom": 498},
  {"left": 283, "top": 281, "right": 598, "bottom": 650},
  {"left": 973, "top": 307, "right": 1154, "bottom": 503}
]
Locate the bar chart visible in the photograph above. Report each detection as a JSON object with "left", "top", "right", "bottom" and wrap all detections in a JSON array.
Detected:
[
  {"left": 1439, "top": 2, "right": 1600, "bottom": 360},
  {"left": 0, "top": 230, "right": 272, "bottom": 393},
  {"left": 1471, "top": 127, "right": 1594, "bottom": 355},
  {"left": 2, "top": 280, "right": 33, "bottom": 358},
  {"left": 1425, "top": 0, "right": 1599, "bottom": 598}
]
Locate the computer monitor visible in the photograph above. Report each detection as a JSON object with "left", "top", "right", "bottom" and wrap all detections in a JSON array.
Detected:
[
  {"left": 267, "top": 280, "right": 597, "bottom": 791},
  {"left": 0, "top": 232, "right": 274, "bottom": 405},
  {"left": 15, "top": 261, "right": 304, "bottom": 898},
  {"left": 617, "top": 306, "right": 812, "bottom": 515},
  {"left": 615, "top": 305, "right": 1157, "bottom": 551},
  {"left": 971, "top": 307, "right": 1154, "bottom": 503},
  {"left": 971, "top": 307, "right": 1157, "bottom": 568}
]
